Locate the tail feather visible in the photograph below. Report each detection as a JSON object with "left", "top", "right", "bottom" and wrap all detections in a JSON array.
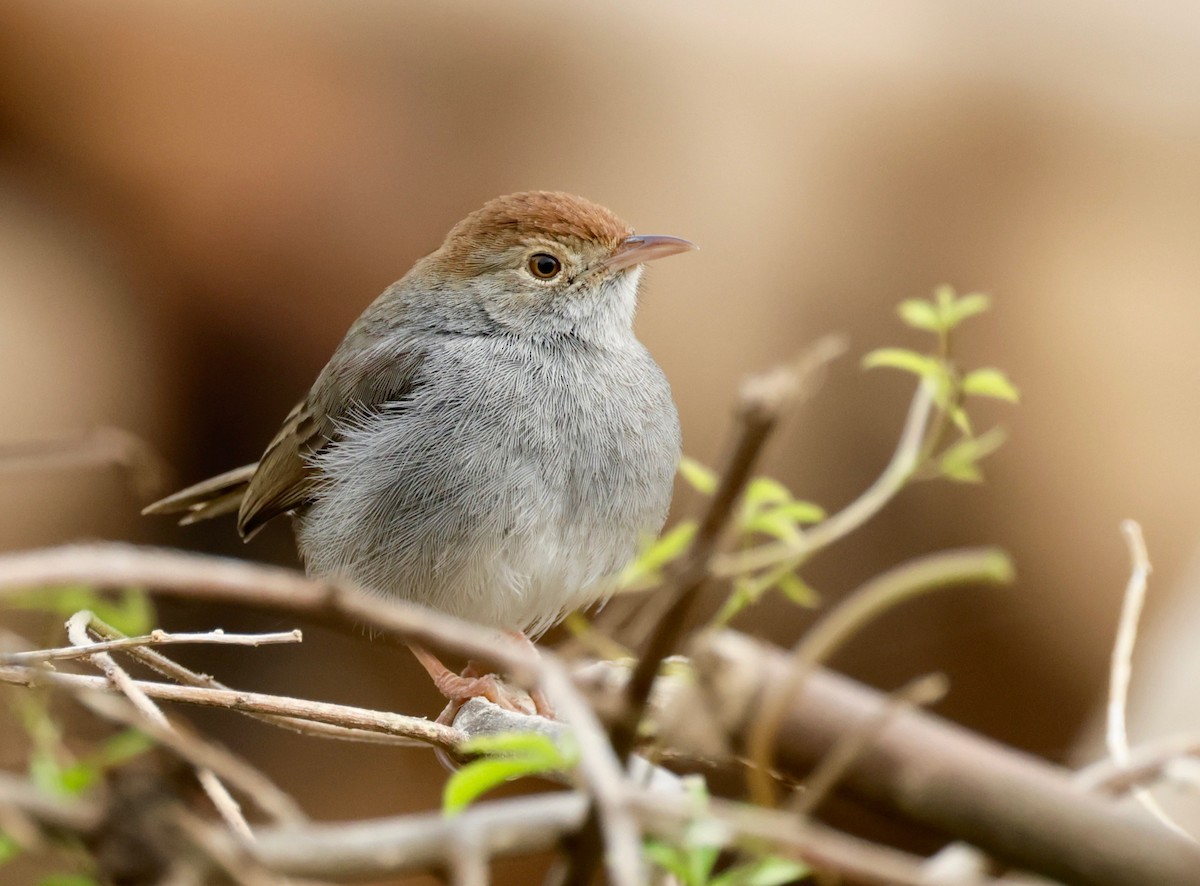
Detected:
[{"left": 143, "top": 463, "right": 258, "bottom": 526}]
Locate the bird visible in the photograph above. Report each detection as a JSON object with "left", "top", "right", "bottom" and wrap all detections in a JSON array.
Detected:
[{"left": 145, "top": 191, "right": 694, "bottom": 716}]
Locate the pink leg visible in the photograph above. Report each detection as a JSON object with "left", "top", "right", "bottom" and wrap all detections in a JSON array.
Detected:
[{"left": 410, "top": 645, "right": 536, "bottom": 718}]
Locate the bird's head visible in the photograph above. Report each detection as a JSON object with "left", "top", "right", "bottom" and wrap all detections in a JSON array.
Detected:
[{"left": 411, "top": 191, "right": 695, "bottom": 341}]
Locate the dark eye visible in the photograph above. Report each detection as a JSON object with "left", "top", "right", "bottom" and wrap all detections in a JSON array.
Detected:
[{"left": 528, "top": 253, "right": 562, "bottom": 279}]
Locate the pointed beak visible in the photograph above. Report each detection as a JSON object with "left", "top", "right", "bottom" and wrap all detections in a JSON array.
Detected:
[{"left": 600, "top": 234, "right": 697, "bottom": 273}]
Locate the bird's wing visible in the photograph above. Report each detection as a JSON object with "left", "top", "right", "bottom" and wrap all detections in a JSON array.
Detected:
[{"left": 237, "top": 338, "right": 428, "bottom": 538}]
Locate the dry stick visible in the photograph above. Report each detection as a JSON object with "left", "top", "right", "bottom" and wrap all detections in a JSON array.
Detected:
[
  {"left": 0, "top": 543, "right": 541, "bottom": 684},
  {"left": 0, "top": 665, "right": 463, "bottom": 750},
  {"left": 65, "top": 611, "right": 256, "bottom": 839},
  {"left": 691, "top": 630, "right": 1200, "bottom": 886},
  {"left": 745, "top": 547, "right": 1014, "bottom": 807},
  {"left": 235, "top": 788, "right": 995, "bottom": 886},
  {"left": 1078, "top": 734, "right": 1200, "bottom": 796},
  {"left": 788, "top": 671, "right": 949, "bottom": 817},
  {"left": 83, "top": 616, "right": 431, "bottom": 748},
  {"left": 1, "top": 627, "right": 303, "bottom": 665},
  {"left": 0, "top": 426, "right": 170, "bottom": 501},
  {"left": 1106, "top": 520, "right": 1195, "bottom": 841},
  {"left": 627, "top": 789, "right": 981, "bottom": 886},
  {"left": 539, "top": 657, "right": 646, "bottom": 886}
]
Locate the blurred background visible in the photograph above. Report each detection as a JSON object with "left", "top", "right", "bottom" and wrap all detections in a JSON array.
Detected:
[{"left": 3, "top": 0, "right": 1200, "bottom": 880}]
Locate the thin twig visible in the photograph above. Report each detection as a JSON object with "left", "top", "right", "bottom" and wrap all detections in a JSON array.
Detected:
[
  {"left": 0, "top": 427, "right": 170, "bottom": 501},
  {"left": 2, "top": 627, "right": 302, "bottom": 665},
  {"left": 0, "top": 543, "right": 540, "bottom": 685},
  {"left": 745, "top": 547, "right": 1014, "bottom": 806},
  {"left": 1107, "top": 520, "right": 1195, "bottom": 841},
  {"left": 82, "top": 615, "right": 426, "bottom": 747},
  {"left": 711, "top": 380, "right": 935, "bottom": 579},
  {"left": 0, "top": 664, "right": 463, "bottom": 750},
  {"left": 788, "top": 671, "right": 949, "bottom": 817},
  {"left": 65, "top": 611, "right": 255, "bottom": 840}
]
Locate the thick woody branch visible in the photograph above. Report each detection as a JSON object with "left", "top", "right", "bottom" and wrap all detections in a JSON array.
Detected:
[{"left": 687, "top": 631, "right": 1200, "bottom": 886}]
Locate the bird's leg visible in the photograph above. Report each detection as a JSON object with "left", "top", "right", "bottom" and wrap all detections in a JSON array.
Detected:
[
  {"left": 506, "top": 631, "right": 556, "bottom": 719},
  {"left": 409, "top": 644, "right": 535, "bottom": 722}
]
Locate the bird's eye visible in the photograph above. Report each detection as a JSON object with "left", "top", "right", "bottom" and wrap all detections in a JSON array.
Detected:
[{"left": 528, "top": 253, "right": 562, "bottom": 280}]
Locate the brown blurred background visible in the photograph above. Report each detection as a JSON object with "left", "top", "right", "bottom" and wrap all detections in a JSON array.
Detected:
[{"left": 3, "top": 0, "right": 1200, "bottom": 879}]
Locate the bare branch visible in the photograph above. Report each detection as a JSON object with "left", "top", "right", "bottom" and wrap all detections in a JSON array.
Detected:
[
  {"left": 689, "top": 630, "right": 1200, "bottom": 886},
  {"left": 745, "top": 546, "right": 1013, "bottom": 805},
  {"left": 2, "top": 627, "right": 302, "bottom": 665},
  {"left": 1106, "top": 520, "right": 1195, "bottom": 841},
  {"left": 0, "top": 664, "right": 463, "bottom": 750}
]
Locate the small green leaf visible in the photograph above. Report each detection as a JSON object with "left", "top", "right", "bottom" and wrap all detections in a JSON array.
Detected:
[
  {"left": 443, "top": 757, "right": 562, "bottom": 814},
  {"left": 943, "top": 291, "right": 991, "bottom": 327},
  {"left": 619, "top": 521, "right": 697, "bottom": 588},
  {"left": 5, "top": 587, "right": 155, "bottom": 637},
  {"left": 949, "top": 406, "right": 973, "bottom": 436},
  {"left": 679, "top": 457, "right": 718, "bottom": 495},
  {"left": 37, "top": 875, "right": 100, "bottom": 886},
  {"left": 962, "top": 367, "right": 1019, "bottom": 403},
  {"left": 897, "top": 298, "right": 942, "bottom": 332},
  {"left": 55, "top": 762, "right": 99, "bottom": 796},
  {"left": 95, "top": 729, "right": 154, "bottom": 768},
  {"left": 713, "top": 856, "right": 809, "bottom": 886},
  {"left": 743, "top": 477, "right": 793, "bottom": 509},
  {"left": 939, "top": 428, "right": 1006, "bottom": 483},
  {"left": 644, "top": 840, "right": 695, "bottom": 884},
  {"left": 29, "top": 750, "right": 67, "bottom": 796},
  {"left": 934, "top": 284, "right": 957, "bottom": 312},
  {"left": 457, "top": 731, "right": 565, "bottom": 760},
  {"left": 0, "top": 832, "right": 20, "bottom": 866},
  {"left": 443, "top": 731, "right": 577, "bottom": 815},
  {"left": 743, "top": 510, "right": 804, "bottom": 544},
  {"left": 776, "top": 573, "right": 819, "bottom": 607},
  {"left": 776, "top": 500, "right": 825, "bottom": 524},
  {"left": 862, "top": 348, "right": 939, "bottom": 379}
]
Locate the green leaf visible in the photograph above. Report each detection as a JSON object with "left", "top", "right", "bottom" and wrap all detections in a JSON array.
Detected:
[
  {"left": 862, "top": 348, "right": 939, "bottom": 379},
  {"left": 443, "top": 731, "right": 577, "bottom": 815},
  {"left": 443, "top": 757, "right": 562, "bottom": 815},
  {"left": 943, "top": 291, "right": 991, "bottom": 327},
  {"left": 934, "top": 284, "right": 957, "bottom": 313},
  {"left": 619, "top": 521, "right": 697, "bottom": 588},
  {"left": 713, "top": 856, "right": 809, "bottom": 886},
  {"left": 679, "top": 457, "right": 718, "bottom": 495},
  {"left": 37, "top": 876, "right": 100, "bottom": 886},
  {"left": 949, "top": 406, "right": 973, "bottom": 436},
  {"left": 743, "top": 477, "right": 793, "bottom": 509},
  {"left": 29, "top": 750, "right": 67, "bottom": 796},
  {"left": 743, "top": 510, "right": 804, "bottom": 544},
  {"left": 0, "top": 832, "right": 20, "bottom": 866},
  {"left": 896, "top": 298, "right": 942, "bottom": 332},
  {"left": 4, "top": 587, "right": 155, "bottom": 637},
  {"left": 644, "top": 840, "right": 695, "bottom": 884},
  {"left": 962, "top": 367, "right": 1019, "bottom": 403},
  {"left": 775, "top": 500, "right": 825, "bottom": 524},
  {"left": 939, "top": 428, "right": 1007, "bottom": 483},
  {"left": 776, "top": 573, "right": 819, "bottom": 607},
  {"left": 95, "top": 729, "right": 154, "bottom": 768},
  {"left": 457, "top": 731, "right": 565, "bottom": 759},
  {"left": 55, "top": 762, "right": 99, "bottom": 796}
]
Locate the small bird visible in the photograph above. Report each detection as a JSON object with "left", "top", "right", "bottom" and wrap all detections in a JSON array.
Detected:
[{"left": 146, "top": 191, "right": 693, "bottom": 715}]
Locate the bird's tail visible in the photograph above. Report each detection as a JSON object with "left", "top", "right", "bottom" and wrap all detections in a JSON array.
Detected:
[{"left": 142, "top": 463, "right": 258, "bottom": 526}]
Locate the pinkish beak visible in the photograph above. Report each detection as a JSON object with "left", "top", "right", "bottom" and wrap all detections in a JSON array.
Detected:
[{"left": 600, "top": 234, "right": 697, "bottom": 273}]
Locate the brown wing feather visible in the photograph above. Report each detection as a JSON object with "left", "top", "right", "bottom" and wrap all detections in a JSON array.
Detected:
[{"left": 236, "top": 337, "right": 427, "bottom": 538}]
